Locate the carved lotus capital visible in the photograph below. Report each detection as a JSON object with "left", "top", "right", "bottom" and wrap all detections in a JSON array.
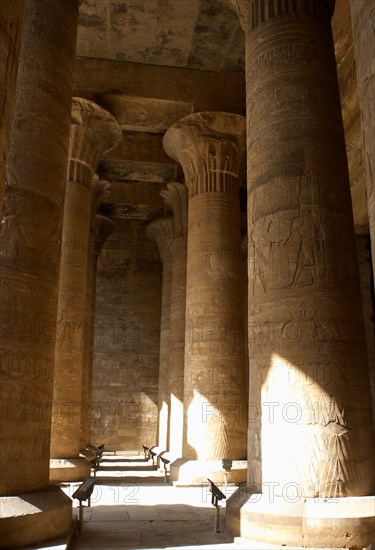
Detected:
[
  {"left": 163, "top": 112, "right": 246, "bottom": 197},
  {"left": 69, "top": 97, "right": 122, "bottom": 173}
]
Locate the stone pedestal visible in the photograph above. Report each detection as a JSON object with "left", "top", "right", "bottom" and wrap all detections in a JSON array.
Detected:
[
  {"left": 50, "top": 98, "right": 121, "bottom": 482},
  {"left": 350, "top": 0, "right": 375, "bottom": 429},
  {"left": 226, "top": 1, "right": 375, "bottom": 547},
  {"left": 164, "top": 111, "right": 248, "bottom": 483},
  {"left": 0, "top": 0, "right": 23, "bottom": 221},
  {"left": 0, "top": 487, "right": 72, "bottom": 549},
  {"left": 161, "top": 182, "right": 189, "bottom": 458},
  {"left": 227, "top": 492, "right": 375, "bottom": 549},
  {"left": 0, "top": 1, "right": 78, "bottom": 547},
  {"left": 146, "top": 217, "right": 174, "bottom": 451}
]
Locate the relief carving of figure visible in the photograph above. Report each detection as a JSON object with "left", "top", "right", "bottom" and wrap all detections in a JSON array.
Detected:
[
  {"left": 284, "top": 204, "right": 326, "bottom": 287},
  {"left": 249, "top": 216, "right": 274, "bottom": 294}
]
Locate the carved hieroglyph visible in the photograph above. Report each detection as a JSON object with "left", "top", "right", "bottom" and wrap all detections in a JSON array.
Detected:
[
  {"left": 50, "top": 99, "right": 121, "bottom": 460},
  {"left": 160, "top": 182, "right": 189, "bottom": 457},
  {"left": 0, "top": 0, "right": 23, "bottom": 222},
  {"left": 0, "top": 0, "right": 78, "bottom": 498},
  {"left": 233, "top": 0, "right": 375, "bottom": 498},
  {"left": 164, "top": 112, "right": 247, "bottom": 460},
  {"left": 146, "top": 217, "right": 174, "bottom": 451}
]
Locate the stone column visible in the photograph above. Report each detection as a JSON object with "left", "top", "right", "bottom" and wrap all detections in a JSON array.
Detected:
[
  {"left": 350, "top": 0, "right": 375, "bottom": 427},
  {"left": 356, "top": 235, "right": 375, "bottom": 430},
  {"left": 226, "top": 1, "right": 375, "bottom": 547},
  {"left": 0, "top": 1, "right": 78, "bottom": 547},
  {"left": 50, "top": 98, "right": 121, "bottom": 482},
  {"left": 146, "top": 217, "right": 174, "bottom": 452},
  {"left": 80, "top": 179, "right": 113, "bottom": 449},
  {"left": 163, "top": 112, "right": 248, "bottom": 484},
  {"left": 241, "top": 235, "right": 249, "bottom": 393},
  {"left": 160, "top": 182, "right": 189, "bottom": 458},
  {"left": 0, "top": 0, "right": 23, "bottom": 221},
  {"left": 80, "top": 211, "right": 115, "bottom": 448}
]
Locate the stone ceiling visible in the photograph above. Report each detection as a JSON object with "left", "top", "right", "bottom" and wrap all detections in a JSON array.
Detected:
[{"left": 77, "top": 0, "right": 244, "bottom": 71}]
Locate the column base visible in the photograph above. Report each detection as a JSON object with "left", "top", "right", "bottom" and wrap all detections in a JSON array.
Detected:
[
  {"left": 226, "top": 488, "right": 375, "bottom": 549},
  {"left": 49, "top": 457, "right": 92, "bottom": 482},
  {"left": 170, "top": 458, "right": 247, "bottom": 485},
  {"left": 0, "top": 485, "right": 72, "bottom": 549}
]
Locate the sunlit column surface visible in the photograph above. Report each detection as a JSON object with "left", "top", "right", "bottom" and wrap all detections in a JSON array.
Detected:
[
  {"left": 146, "top": 217, "right": 174, "bottom": 451},
  {"left": 226, "top": 0, "right": 375, "bottom": 547},
  {"left": 164, "top": 112, "right": 247, "bottom": 473},
  {"left": 160, "top": 182, "right": 189, "bottom": 458}
]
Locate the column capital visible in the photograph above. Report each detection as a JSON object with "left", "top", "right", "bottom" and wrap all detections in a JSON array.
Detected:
[
  {"left": 160, "top": 182, "right": 188, "bottom": 238},
  {"left": 229, "top": 0, "right": 335, "bottom": 31},
  {"left": 146, "top": 217, "right": 174, "bottom": 264},
  {"left": 94, "top": 214, "right": 115, "bottom": 257},
  {"left": 163, "top": 111, "right": 245, "bottom": 198},
  {"left": 69, "top": 97, "right": 121, "bottom": 175}
]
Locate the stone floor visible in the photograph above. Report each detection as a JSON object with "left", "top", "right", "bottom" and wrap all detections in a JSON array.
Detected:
[
  {"left": 43, "top": 454, "right": 372, "bottom": 550},
  {"left": 62, "top": 454, "right": 238, "bottom": 550}
]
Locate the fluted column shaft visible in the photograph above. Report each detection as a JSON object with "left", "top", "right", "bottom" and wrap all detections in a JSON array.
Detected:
[
  {"left": 161, "top": 182, "right": 189, "bottom": 457},
  {"left": 146, "top": 218, "right": 174, "bottom": 451},
  {"left": 51, "top": 99, "right": 121, "bottom": 462},
  {"left": 0, "top": 0, "right": 23, "bottom": 221},
  {"left": 233, "top": 0, "right": 375, "bottom": 498},
  {"left": 0, "top": 0, "right": 78, "bottom": 495},
  {"left": 164, "top": 112, "right": 247, "bottom": 461}
]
